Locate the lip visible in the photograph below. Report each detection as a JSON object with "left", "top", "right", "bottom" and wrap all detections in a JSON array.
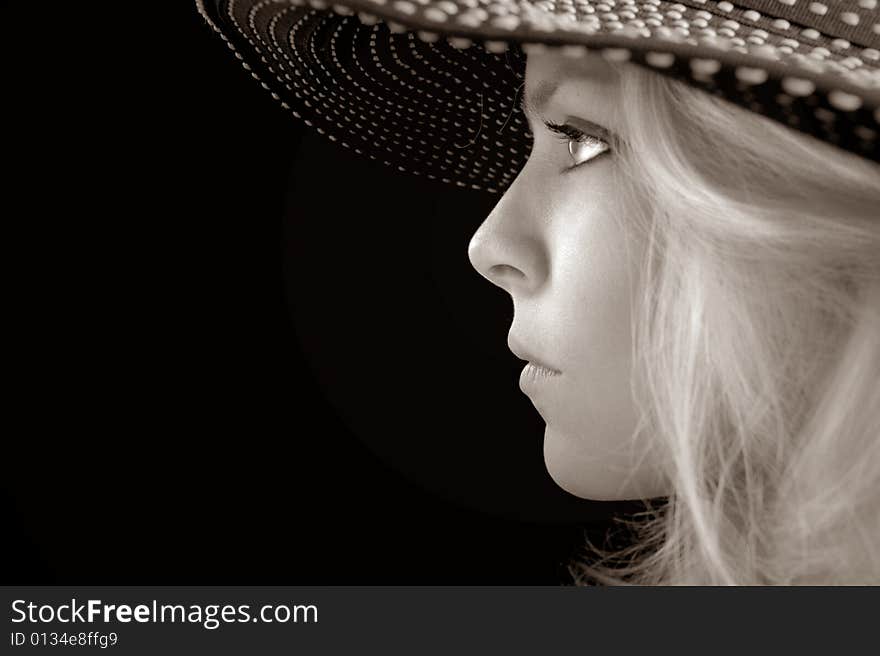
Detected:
[
  {"left": 507, "top": 336, "right": 562, "bottom": 376},
  {"left": 519, "top": 361, "right": 562, "bottom": 393},
  {"left": 508, "top": 335, "right": 563, "bottom": 407}
]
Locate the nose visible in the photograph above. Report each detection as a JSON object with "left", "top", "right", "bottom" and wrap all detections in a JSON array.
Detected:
[{"left": 467, "top": 187, "right": 548, "bottom": 297}]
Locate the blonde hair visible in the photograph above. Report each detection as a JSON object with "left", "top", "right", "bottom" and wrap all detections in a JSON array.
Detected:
[{"left": 571, "top": 61, "right": 880, "bottom": 585}]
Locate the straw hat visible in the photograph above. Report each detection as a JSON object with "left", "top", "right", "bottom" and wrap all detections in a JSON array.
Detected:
[{"left": 196, "top": 0, "right": 880, "bottom": 193}]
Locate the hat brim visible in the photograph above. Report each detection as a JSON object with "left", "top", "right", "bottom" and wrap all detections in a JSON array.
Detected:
[{"left": 197, "top": 0, "right": 880, "bottom": 194}]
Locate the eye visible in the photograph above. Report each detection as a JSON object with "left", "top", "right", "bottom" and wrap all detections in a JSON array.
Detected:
[{"left": 543, "top": 120, "right": 611, "bottom": 169}]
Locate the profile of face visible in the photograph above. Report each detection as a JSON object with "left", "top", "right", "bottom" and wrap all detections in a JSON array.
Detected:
[{"left": 468, "top": 51, "right": 670, "bottom": 502}]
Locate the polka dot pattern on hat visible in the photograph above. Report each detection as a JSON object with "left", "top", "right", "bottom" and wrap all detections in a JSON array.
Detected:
[{"left": 196, "top": 0, "right": 880, "bottom": 194}]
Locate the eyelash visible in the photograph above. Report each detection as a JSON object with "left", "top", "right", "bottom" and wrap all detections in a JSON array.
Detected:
[{"left": 541, "top": 120, "right": 611, "bottom": 169}]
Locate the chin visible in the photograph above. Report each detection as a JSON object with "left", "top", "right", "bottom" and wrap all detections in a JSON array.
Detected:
[{"left": 543, "top": 425, "right": 670, "bottom": 501}]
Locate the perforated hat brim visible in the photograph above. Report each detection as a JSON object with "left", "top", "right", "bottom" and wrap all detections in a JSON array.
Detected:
[{"left": 197, "top": 0, "right": 880, "bottom": 193}]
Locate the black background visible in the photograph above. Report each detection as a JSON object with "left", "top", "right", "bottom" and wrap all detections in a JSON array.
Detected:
[{"left": 3, "top": 2, "right": 648, "bottom": 583}]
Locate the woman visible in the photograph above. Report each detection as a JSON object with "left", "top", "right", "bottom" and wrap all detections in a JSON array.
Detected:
[
  {"left": 198, "top": 0, "right": 880, "bottom": 584},
  {"left": 472, "top": 47, "right": 880, "bottom": 585}
]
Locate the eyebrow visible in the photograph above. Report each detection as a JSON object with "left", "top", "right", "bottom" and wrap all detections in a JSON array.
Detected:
[
  {"left": 520, "top": 80, "right": 561, "bottom": 121},
  {"left": 520, "top": 54, "right": 618, "bottom": 114},
  {"left": 520, "top": 80, "right": 615, "bottom": 143}
]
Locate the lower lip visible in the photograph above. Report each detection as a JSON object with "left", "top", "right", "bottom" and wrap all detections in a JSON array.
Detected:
[{"left": 519, "top": 362, "right": 562, "bottom": 396}]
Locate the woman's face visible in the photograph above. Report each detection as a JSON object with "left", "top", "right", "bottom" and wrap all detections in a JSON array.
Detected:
[{"left": 468, "top": 51, "right": 669, "bottom": 501}]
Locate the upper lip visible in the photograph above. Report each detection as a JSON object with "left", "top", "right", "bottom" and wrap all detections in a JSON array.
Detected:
[{"left": 508, "top": 335, "right": 562, "bottom": 374}]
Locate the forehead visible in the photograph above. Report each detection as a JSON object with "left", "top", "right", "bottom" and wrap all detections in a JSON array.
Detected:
[
  {"left": 524, "top": 51, "right": 621, "bottom": 118},
  {"left": 526, "top": 50, "right": 619, "bottom": 86}
]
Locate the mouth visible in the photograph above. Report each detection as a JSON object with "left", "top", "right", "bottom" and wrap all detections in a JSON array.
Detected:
[
  {"left": 518, "top": 360, "right": 562, "bottom": 411},
  {"left": 507, "top": 336, "right": 562, "bottom": 376},
  {"left": 521, "top": 361, "right": 562, "bottom": 378}
]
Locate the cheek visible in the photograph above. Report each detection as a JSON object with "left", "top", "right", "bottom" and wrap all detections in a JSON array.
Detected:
[
  {"left": 553, "top": 203, "right": 638, "bottom": 398},
  {"left": 542, "top": 199, "right": 664, "bottom": 499},
  {"left": 552, "top": 254, "right": 637, "bottom": 459}
]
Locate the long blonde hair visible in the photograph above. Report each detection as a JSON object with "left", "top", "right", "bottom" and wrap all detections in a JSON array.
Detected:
[{"left": 571, "top": 60, "right": 880, "bottom": 585}]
